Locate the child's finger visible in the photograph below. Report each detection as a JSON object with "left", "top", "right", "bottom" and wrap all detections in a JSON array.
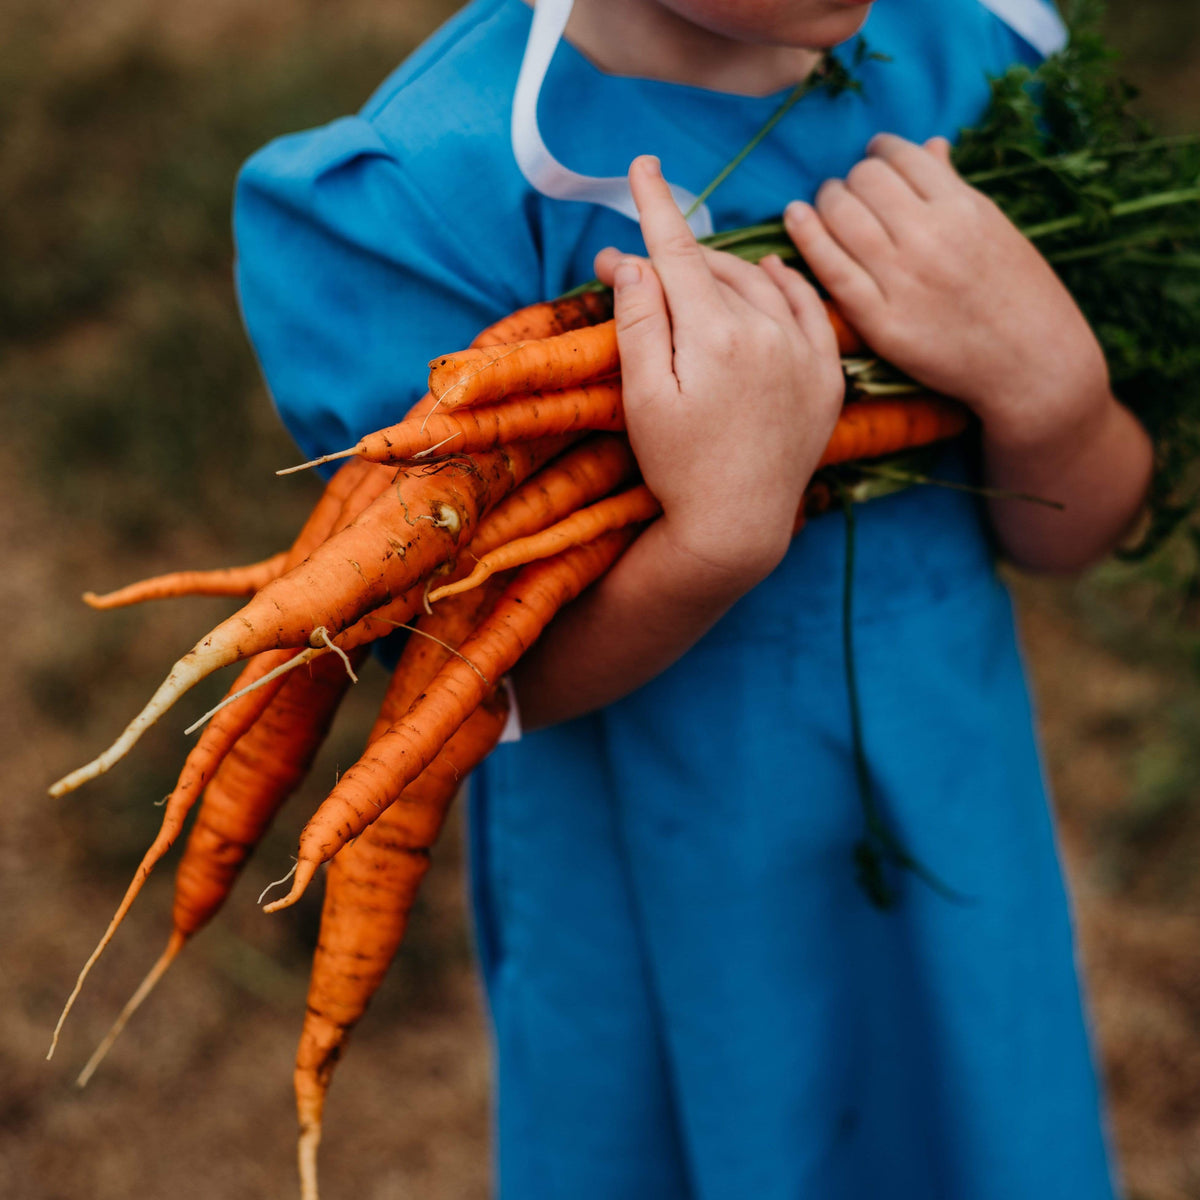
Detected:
[
  {"left": 867, "top": 132, "right": 957, "bottom": 197},
  {"left": 608, "top": 255, "right": 676, "bottom": 409},
  {"left": 698, "top": 246, "right": 796, "bottom": 327},
  {"left": 844, "top": 157, "right": 924, "bottom": 243},
  {"left": 593, "top": 245, "right": 625, "bottom": 285},
  {"left": 627, "top": 156, "right": 724, "bottom": 319},
  {"left": 784, "top": 199, "right": 882, "bottom": 310},
  {"left": 759, "top": 255, "right": 840, "bottom": 361}
]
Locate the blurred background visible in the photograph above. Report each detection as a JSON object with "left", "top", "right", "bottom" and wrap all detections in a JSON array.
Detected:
[{"left": 2, "top": 1, "right": 1198, "bottom": 1197}]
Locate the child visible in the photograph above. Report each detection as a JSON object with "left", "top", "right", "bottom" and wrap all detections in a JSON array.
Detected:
[{"left": 235, "top": 1, "right": 1153, "bottom": 1196}]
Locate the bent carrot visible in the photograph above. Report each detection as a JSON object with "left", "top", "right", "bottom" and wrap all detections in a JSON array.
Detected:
[{"left": 265, "top": 528, "right": 638, "bottom": 913}]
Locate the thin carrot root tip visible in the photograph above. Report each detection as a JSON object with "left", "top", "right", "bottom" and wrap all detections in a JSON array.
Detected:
[
  {"left": 74, "top": 933, "right": 183, "bottom": 1089},
  {"left": 48, "top": 642, "right": 228, "bottom": 797},
  {"left": 183, "top": 647, "right": 321, "bottom": 736},
  {"left": 262, "top": 861, "right": 317, "bottom": 914},
  {"left": 298, "top": 1123, "right": 322, "bottom": 1200},
  {"left": 276, "top": 447, "right": 357, "bottom": 476}
]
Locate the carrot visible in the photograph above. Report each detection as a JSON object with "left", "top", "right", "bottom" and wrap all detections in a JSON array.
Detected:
[
  {"left": 48, "top": 439, "right": 566, "bottom": 797},
  {"left": 295, "top": 696, "right": 507, "bottom": 1200},
  {"left": 430, "top": 483, "right": 660, "bottom": 603},
  {"left": 82, "top": 552, "right": 291, "bottom": 609},
  {"left": 264, "top": 528, "right": 638, "bottom": 913},
  {"left": 289, "top": 435, "right": 637, "bottom": 660},
  {"left": 429, "top": 298, "right": 863, "bottom": 412},
  {"left": 428, "top": 322, "right": 621, "bottom": 412},
  {"left": 288, "top": 382, "right": 624, "bottom": 473},
  {"left": 72, "top": 647, "right": 366, "bottom": 1087},
  {"left": 295, "top": 689, "right": 506, "bottom": 1199},
  {"left": 293, "top": 572, "right": 512, "bottom": 1198},
  {"left": 817, "top": 395, "right": 970, "bottom": 469},
  {"left": 471, "top": 291, "right": 613, "bottom": 347}
]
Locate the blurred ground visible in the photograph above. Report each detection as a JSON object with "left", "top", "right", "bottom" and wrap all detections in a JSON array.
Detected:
[{"left": 2, "top": 2, "right": 1199, "bottom": 1198}]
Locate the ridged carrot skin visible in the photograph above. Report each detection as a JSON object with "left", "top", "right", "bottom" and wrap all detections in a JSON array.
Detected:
[
  {"left": 817, "top": 396, "right": 969, "bottom": 468},
  {"left": 266, "top": 529, "right": 639, "bottom": 911},
  {"left": 293, "top": 578, "right": 511, "bottom": 1199},
  {"left": 348, "top": 382, "right": 625, "bottom": 464}
]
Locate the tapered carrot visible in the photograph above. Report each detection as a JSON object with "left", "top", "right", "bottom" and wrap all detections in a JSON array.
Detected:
[
  {"left": 72, "top": 647, "right": 365, "bottom": 1086},
  {"left": 284, "top": 383, "right": 624, "bottom": 473},
  {"left": 817, "top": 395, "right": 969, "bottom": 468},
  {"left": 265, "top": 528, "right": 638, "bottom": 913},
  {"left": 295, "top": 698, "right": 507, "bottom": 1200},
  {"left": 430, "top": 483, "right": 660, "bottom": 603},
  {"left": 48, "top": 439, "right": 565, "bottom": 797},
  {"left": 82, "top": 553, "right": 290, "bottom": 609}
]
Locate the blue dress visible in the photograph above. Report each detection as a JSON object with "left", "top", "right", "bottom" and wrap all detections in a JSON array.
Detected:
[{"left": 234, "top": 2, "right": 1117, "bottom": 1196}]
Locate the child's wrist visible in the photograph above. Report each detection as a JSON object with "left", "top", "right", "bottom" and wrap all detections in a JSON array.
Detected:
[
  {"left": 655, "top": 507, "right": 793, "bottom": 598},
  {"left": 981, "top": 375, "right": 1123, "bottom": 470}
]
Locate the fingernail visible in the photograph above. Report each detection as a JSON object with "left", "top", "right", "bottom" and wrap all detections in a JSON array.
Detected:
[
  {"left": 613, "top": 258, "right": 641, "bottom": 288},
  {"left": 785, "top": 200, "right": 811, "bottom": 223},
  {"left": 642, "top": 155, "right": 662, "bottom": 177}
]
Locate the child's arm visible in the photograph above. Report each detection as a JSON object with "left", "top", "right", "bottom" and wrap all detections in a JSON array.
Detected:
[
  {"left": 512, "top": 155, "right": 845, "bottom": 730},
  {"left": 784, "top": 133, "right": 1154, "bottom": 573}
]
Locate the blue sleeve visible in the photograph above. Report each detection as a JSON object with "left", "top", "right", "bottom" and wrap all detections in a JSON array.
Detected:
[{"left": 234, "top": 115, "right": 528, "bottom": 464}]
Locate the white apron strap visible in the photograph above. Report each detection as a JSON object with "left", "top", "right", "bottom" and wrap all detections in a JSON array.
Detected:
[
  {"left": 511, "top": 0, "right": 715, "bottom": 237},
  {"left": 976, "top": 0, "right": 1068, "bottom": 58}
]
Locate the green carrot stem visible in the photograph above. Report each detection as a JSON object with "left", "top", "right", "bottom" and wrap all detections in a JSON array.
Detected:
[
  {"left": 1023, "top": 188, "right": 1200, "bottom": 240},
  {"left": 852, "top": 463, "right": 1065, "bottom": 509}
]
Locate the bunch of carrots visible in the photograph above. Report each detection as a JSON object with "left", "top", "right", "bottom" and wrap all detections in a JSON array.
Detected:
[{"left": 48, "top": 286, "right": 969, "bottom": 1198}]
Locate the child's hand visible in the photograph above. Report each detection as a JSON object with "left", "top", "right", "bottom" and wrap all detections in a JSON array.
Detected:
[
  {"left": 785, "top": 134, "right": 1111, "bottom": 452},
  {"left": 595, "top": 155, "right": 844, "bottom": 583}
]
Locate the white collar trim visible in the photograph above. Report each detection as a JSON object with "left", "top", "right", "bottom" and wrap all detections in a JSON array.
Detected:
[{"left": 511, "top": 0, "right": 714, "bottom": 236}]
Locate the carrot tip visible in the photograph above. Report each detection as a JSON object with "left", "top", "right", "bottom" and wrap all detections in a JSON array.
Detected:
[
  {"left": 276, "top": 447, "right": 357, "bottom": 476},
  {"left": 262, "top": 860, "right": 317, "bottom": 914}
]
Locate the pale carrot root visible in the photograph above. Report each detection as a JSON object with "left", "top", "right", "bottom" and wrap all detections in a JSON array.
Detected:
[
  {"left": 73, "top": 931, "right": 184, "bottom": 1087},
  {"left": 48, "top": 638, "right": 235, "bottom": 797}
]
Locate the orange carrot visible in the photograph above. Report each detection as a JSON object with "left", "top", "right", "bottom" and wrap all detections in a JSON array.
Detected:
[
  {"left": 817, "top": 395, "right": 969, "bottom": 469},
  {"left": 429, "top": 322, "right": 620, "bottom": 411},
  {"left": 82, "top": 553, "right": 290, "bottom": 609},
  {"left": 430, "top": 483, "right": 660, "bottom": 603},
  {"left": 471, "top": 292, "right": 613, "bottom": 347},
  {"left": 265, "top": 528, "right": 638, "bottom": 912},
  {"left": 48, "top": 439, "right": 567, "bottom": 798},
  {"left": 430, "top": 298, "right": 862, "bottom": 412},
  {"left": 297, "top": 383, "right": 625, "bottom": 472},
  {"left": 295, "top": 696, "right": 508, "bottom": 1199}
]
